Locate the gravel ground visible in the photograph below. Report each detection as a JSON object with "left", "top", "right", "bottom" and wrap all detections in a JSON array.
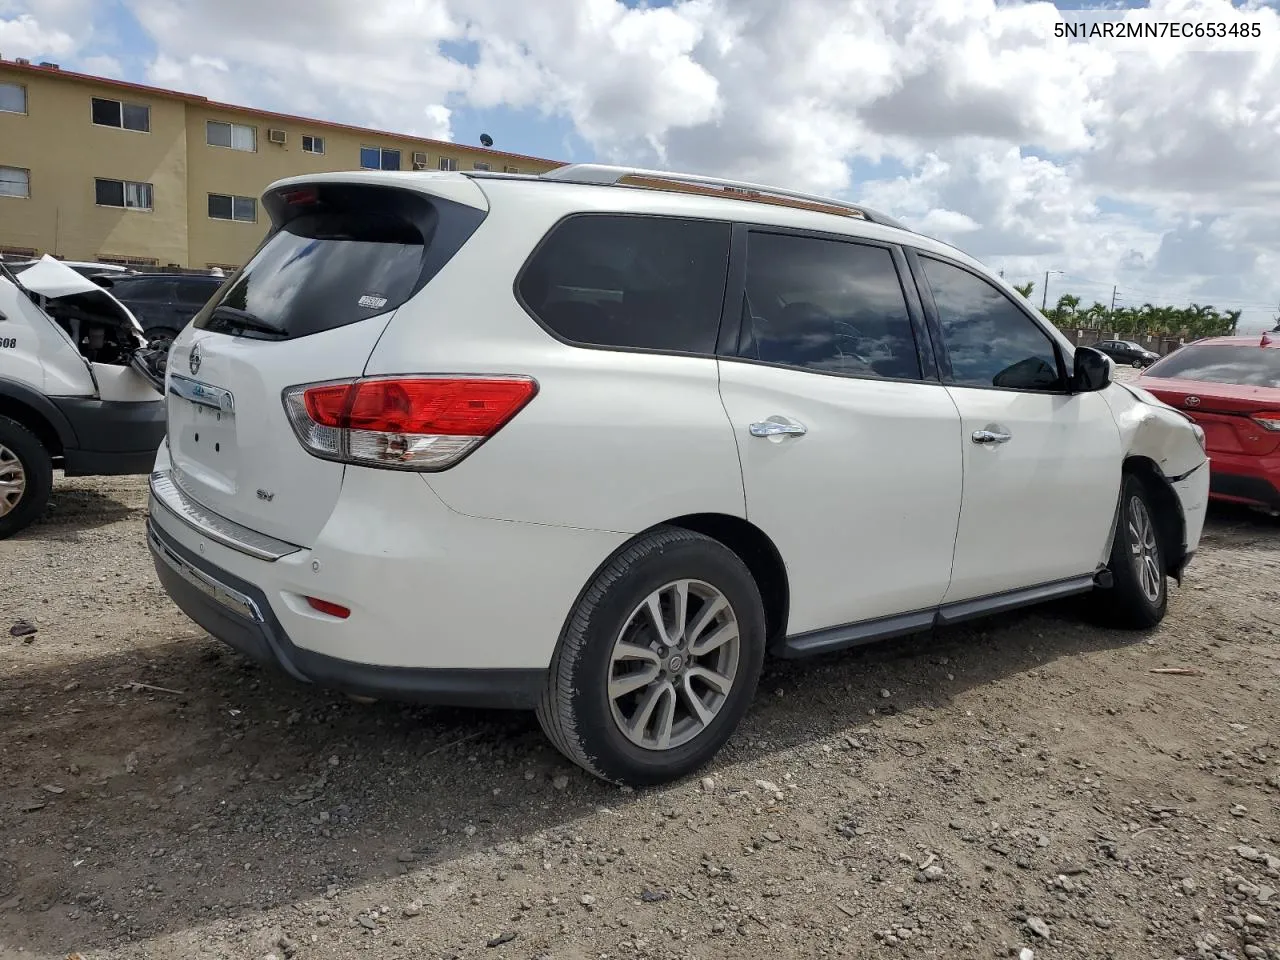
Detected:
[{"left": 3, "top": 383, "right": 1279, "bottom": 960}]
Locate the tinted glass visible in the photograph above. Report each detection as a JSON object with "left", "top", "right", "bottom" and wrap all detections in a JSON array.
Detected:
[
  {"left": 122, "top": 103, "right": 149, "bottom": 132},
  {"left": 176, "top": 278, "right": 219, "bottom": 305},
  {"left": 0, "top": 82, "right": 26, "bottom": 113},
  {"left": 195, "top": 209, "right": 426, "bottom": 340},
  {"left": 922, "top": 257, "right": 1063, "bottom": 391},
  {"left": 740, "top": 233, "right": 920, "bottom": 380},
  {"left": 1146, "top": 344, "right": 1280, "bottom": 388},
  {"left": 208, "top": 194, "right": 232, "bottom": 219},
  {"left": 206, "top": 121, "right": 232, "bottom": 148},
  {"left": 91, "top": 97, "right": 120, "bottom": 126},
  {"left": 113, "top": 278, "right": 176, "bottom": 301},
  {"left": 519, "top": 214, "right": 730, "bottom": 354},
  {"left": 95, "top": 178, "right": 124, "bottom": 207}
]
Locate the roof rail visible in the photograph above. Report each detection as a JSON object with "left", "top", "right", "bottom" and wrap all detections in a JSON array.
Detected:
[{"left": 541, "top": 163, "right": 909, "bottom": 231}]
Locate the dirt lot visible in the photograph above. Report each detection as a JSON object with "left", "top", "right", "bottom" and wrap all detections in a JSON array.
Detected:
[{"left": 3, "top": 457, "right": 1279, "bottom": 959}]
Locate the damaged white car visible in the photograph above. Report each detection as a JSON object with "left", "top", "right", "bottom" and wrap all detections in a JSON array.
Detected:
[{"left": 0, "top": 255, "right": 167, "bottom": 537}]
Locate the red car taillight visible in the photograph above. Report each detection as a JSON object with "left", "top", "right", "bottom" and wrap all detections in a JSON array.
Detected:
[
  {"left": 1251, "top": 412, "right": 1280, "bottom": 433},
  {"left": 282, "top": 375, "right": 538, "bottom": 471}
]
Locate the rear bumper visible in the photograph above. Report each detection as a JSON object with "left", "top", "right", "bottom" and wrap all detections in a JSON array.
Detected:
[
  {"left": 1203, "top": 449, "right": 1280, "bottom": 511},
  {"left": 147, "top": 517, "right": 547, "bottom": 708},
  {"left": 49, "top": 396, "right": 165, "bottom": 476}
]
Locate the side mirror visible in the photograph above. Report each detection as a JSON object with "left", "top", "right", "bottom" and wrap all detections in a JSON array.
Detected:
[{"left": 1072, "top": 346, "right": 1112, "bottom": 393}]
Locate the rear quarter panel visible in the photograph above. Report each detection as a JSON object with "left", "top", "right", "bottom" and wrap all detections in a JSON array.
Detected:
[{"left": 361, "top": 186, "right": 746, "bottom": 534}]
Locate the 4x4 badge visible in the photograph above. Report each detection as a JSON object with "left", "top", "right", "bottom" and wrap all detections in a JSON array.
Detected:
[{"left": 189, "top": 344, "right": 202, "bottom": 376}]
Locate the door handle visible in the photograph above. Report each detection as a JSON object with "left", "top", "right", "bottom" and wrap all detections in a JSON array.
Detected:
[
  {"left": 971, "top": 429, "right": 1012, "bottom": 445},
  {"left": 750, "top": 417, "right": 807, "bottom": 438}
]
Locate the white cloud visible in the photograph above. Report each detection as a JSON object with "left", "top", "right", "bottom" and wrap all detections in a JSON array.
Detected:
[{"left": 3, "top": 0, "right": 1279, "bottom": 327}]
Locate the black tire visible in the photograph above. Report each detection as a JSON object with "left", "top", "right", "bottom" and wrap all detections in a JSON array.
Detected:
[
  {"left": 1131, "top": 359, "right": 1144, "bottom": 368},
  {"left": 1095, "top": 473, "right": 1168, "bottom": 629},
  {"left": 0, "top": 415, "right": 53, "bottom": 540},
  {"left": 536, "top": 527, "right": 767, "bottom": 787}
]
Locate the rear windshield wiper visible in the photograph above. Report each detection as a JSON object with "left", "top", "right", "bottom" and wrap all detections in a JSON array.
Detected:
[{"left": 205, "top": 304, "right": 288, "bottom": 339}]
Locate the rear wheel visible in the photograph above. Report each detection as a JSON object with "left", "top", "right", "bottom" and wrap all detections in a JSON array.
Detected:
[
  {"left": 1131, "top": 358, "right": 1144, "bottom": 368},
  {"left": 537, "top": 527, "right": 766, "bottom": 786},
  {"left": 0, "top": 415, "right": 53, "bottom": 540},
  {"left": 1095, "top": 473, "right": 1168, "bottom": 628}
]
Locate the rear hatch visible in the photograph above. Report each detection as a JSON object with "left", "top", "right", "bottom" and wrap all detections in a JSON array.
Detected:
[
  {"left": 1141, "top": 342, "right": 1280, "bottom": 458},
  {"left": 163, "top": 176, "right": 489, "bottom": 545}
]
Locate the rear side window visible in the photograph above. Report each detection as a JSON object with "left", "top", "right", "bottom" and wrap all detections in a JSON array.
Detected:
[
  {"left": 194, "top": 183, "right": 483, "bottom": 340},
  {"left": 1147, "top": 344, "right": 1280, "bottom": 388},
  {"left": 176, "top": 278, "right": 218, "bottom": 305},
  {"left": 922, "top": 257, "right": 1064, "bottom": 391},
  {"left": 518, "top": 214, "right": 731, "bottom": 354},
  {"left": 113, "top": 278, "right": 176, "bottom": 301},
  {"left": 739, "top": 232, "right": 921, "bottom": 380}
]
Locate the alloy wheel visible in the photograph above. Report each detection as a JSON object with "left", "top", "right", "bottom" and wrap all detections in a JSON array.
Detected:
[
  {"left": 0, "top": 444, "right": 26, "bottom": 518},
  {"left": 607, "top": 579, "right": 740, "bottom": 751},
  {"left": 1127, "top": 495, "right": 1162, "bottom": 603}
]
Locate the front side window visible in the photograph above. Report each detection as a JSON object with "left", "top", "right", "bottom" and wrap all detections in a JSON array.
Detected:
[
  {"left": 740, "top": 232, "right": 921, "bottom": 380},
  {"left": 0, "top": 166, "right": 30, "bottom": 198},
  {"left": 95, "top": 177, "right": 153, "bottom": 210},
  {"left": 517, "top": 214, "right": 731, "bottom": 354},
  {"left": 922, "top": 257, "right": 1064, "bottom": 391},
  {"left": 91, "top": 97, "right": 150, "bottom": 132},
  {"left": 0, "top": 82, "right": 26, "bottom": 114},
  {"left": 208, "top": 193, "right": 257, "bottom": 222},
  {"left": 206, "top": 120, "right": 257, "bottom": 151},
  {"left": 360, "top": 146, "right": 400, "bottom": 170}
]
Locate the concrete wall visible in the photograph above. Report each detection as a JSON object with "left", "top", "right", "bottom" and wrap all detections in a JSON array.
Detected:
[{"left": 0, "top": 61, "right": 560, "bottom": 270}]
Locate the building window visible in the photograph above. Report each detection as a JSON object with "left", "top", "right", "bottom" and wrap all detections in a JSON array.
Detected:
[
  {"left": 206, "top": 120, "right": 257, "bottom": 152},
  {"left": 503, "top": 165, "right": 520, "bottom": 174},
  {"left": 0, "top": 246, "right": 38, "bottom": 259},
  {"left": 95, "top": 178, "right": 153, "bottom": 210},
  {"left": 302, "top": 135, "right": 325, "bottom": 155},
  {"left": 91, "top": 97, "right": 150, "bottom": 132},
  {"left": 98, "top": 254, "right": 159, "bottom": 268},
  {"left": 438, "top": 156, "right": 458, "bottom": 171},
  {"left": 208, "top": 193, "right": 257, "bottom": 222},
  {"left": 207, "top": 262, "right": 239, "bottom": 272},
  {"left": 0, "top": 82, "right": 27, "bottom": 115},
  {"left": 360, "top": 146, "right": 401, "bottom": 170},
  {"left": 473, "top": 162, "right": 491, "bottom": 171},
  {"left": 0, "top": 166, "right": 30, "bottom": 198}
]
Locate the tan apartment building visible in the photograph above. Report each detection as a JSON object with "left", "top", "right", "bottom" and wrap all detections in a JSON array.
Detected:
[{"left": 0, "top": 57, "right": 562, "bottom": 270}]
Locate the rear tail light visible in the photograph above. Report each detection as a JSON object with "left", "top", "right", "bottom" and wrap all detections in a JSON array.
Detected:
[
  {"left": 1251, "top": 413, "right": 1280, "bottom": 432},
  {"left": 282, "top": 375, "right": 537, "bottom": 471}
]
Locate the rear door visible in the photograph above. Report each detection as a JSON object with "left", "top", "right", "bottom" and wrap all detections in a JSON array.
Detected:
[
  {"left": 914, "top": 253, "right": 1120, "bottom": 602},
  {"left": 716, "top": 228, "right": 962, "bottom": 637},
  {"left": 163, "top": 178, "right": 489, "bottom": 545}
]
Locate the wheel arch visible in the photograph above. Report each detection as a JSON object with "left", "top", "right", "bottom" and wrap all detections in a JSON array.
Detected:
[
  {"left": 1121, "top": 455, "right": 1189, "bottom": 581},
  {"left": 0, "top": 378, "right": 73, "bottom": 458},
  {"left": 659, "top": 512, "right": 790, "bottom": 647}
]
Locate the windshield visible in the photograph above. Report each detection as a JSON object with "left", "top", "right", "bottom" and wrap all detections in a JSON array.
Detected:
[
  {"left": 195, "top": 209, "right": 427, "bottom": 340},
  {"left": 1146, "top": 343, "right": 1280, "bottom": 388}
]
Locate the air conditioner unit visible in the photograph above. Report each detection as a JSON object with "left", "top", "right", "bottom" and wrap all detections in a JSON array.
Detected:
[
  {"left": 412, "top": 152, "right": 428, "bottom": 170},
  {"left": 267, "top": 128, "right": 287, "bottom": 145}
]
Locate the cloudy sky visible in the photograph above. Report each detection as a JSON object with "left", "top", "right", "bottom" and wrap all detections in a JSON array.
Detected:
[{"left": 3, "top": 0, "right": 1278, "bottom": 330}]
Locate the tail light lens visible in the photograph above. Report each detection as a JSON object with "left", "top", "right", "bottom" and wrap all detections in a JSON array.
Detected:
[
  {"left": 283, "top": 375, "right": 537, "bottom": 471},
  {"left": 1252, "top": 413, "right": 1280, "bottom": 433}
]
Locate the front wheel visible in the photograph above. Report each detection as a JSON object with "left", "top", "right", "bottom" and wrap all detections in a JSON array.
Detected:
[
  {"left": 0, "top": 415, "right": 53, "bottom": 540},
  {"left": 1131, "top": 359, "right": 1144, "bottom": 368},
  {"left": 1094, "top": 473, "right": 1168, "bottom": 628},
  {"left": 536, "top": 527, "right": 766, "bottom": 786}
]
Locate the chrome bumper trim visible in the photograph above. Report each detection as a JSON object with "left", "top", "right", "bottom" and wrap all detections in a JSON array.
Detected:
[
  {"left": 148, "top": 470, "right": 300, "bottom": 561},
  {"left": 147, "top": 522, "right": 265, "bottom": 623}
]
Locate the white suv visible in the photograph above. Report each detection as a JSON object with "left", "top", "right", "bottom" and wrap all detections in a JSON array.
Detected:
[{"left": 147, "top": 164, "right": 1210, "bottom": 786}]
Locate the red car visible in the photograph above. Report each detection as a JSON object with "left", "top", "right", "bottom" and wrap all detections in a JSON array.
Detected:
[{"left": 1139, "top": 334, "right": 1280, "bottom": 514}]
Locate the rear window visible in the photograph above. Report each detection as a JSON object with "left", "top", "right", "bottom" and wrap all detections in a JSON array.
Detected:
[
  {"left": 194, "top": 183, "right": 484, "bottom": 340},
  {"left": 1146, "top": 343, "right": 1280, "bottom": 388},
  {"left": 517, "top": 214, "right": 731, "bottom": 354}
]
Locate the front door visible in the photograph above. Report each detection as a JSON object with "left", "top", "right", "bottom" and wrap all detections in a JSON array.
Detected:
[
  {"left": 717, "top": 230, "right": 963, "bottom": 637},
  {"left": 913, "top": 254, "right": 1121, "bottom": 602}
]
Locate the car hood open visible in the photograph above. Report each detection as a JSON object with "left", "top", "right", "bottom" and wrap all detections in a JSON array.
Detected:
[{"left": 13, "top": 255, "right": 144, "bottom": 334}]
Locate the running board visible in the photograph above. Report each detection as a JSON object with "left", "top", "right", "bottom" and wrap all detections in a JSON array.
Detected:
[{"left": 775, "top": 574, "right": 1099, "bottom": 660}]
